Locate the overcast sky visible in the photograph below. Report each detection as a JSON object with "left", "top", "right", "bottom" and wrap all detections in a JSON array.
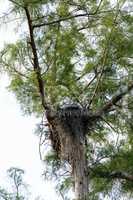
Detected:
[{"left": 0, "top": 1, "right": 60, "bottom": 199}]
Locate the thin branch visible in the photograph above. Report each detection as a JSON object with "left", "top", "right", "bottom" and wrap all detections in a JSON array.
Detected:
[
  {"left": 84, "top": 75, "right": 98, "bottom": 90},
  {"left": 91, "top": 155, "right": 110, "bottom": 167},
  {"left": 102, "top": 117, "right": 119, "bottom": 134},
  {"left": 9, "top": 0, "right": 23, "bottom": 8},
  {"left": 32, "top": 0, "right": 110, "bottom": 29},
  {"left": 0, "top": 8, "right": 14, "bottom": 20},
  {"left": 1, "top": 55, "right": 28, "bottom": 78},
  {"left": 87, "top": 1, "right": 122, "bottom": 109},
  {"left": 33, "top": 13, "right": 91, "bottom": 28},
  {"left": 95, "top": 0, "right": 104, "bottom": 14},
  {"left": 87, "top": 48, "right": 108, "bottom": 108},
  {"left": 87, "top": 15, "right": 118, "bottom": 108},
  {"left": 102, "top": 117, "right": 122, "bottom": 150},
  {"left": 78, "top": 72, "right": 100, "bottom": 98}
]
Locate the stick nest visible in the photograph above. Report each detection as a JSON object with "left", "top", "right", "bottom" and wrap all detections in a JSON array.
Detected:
[{"left": 48, "top": 104, "right": 95, "bottom": 163}]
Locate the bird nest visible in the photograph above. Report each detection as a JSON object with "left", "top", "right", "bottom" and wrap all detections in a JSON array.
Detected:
[{"left": 48, "top": 104, "right": 95, "bottom": 163}]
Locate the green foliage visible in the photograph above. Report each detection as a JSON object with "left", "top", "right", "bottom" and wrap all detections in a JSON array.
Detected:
[
  {"left": 43, "top": 151, "right": 61, "bottom": 179},
  {"left": 8, "top": 72, "right": 43, "bottom": 115},
  {"left": 56, "top": 177, "right": 73, "bottom": 200},
  {"left": 1, "top": 0, "right": 133, "bottom": 199}
]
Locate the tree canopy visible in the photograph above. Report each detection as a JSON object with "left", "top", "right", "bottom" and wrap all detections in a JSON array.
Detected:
[{"left": 1, "top": 0, "right": 133, "bottom": 199}]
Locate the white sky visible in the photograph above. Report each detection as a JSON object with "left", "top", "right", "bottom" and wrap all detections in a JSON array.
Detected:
[{"left": 0, "top": 1, "right": 60, "bottom": 199}]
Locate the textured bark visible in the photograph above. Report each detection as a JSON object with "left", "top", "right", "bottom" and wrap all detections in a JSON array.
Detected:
[
  {"left": 46, "top": 109, "right": 89, "bottom": 199},
  {"left": 73, "top": 141, "right": 89, "bottom": 200}
]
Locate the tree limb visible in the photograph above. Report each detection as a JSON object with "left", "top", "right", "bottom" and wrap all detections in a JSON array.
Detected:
[
  {"left": 24, "top": 6, "right": 49, "bottom": 110},
  {"left": 92, "top": 170, "right": 133, "bottom": 182},
  {"left": 95, "top": 82, "right": 133, "bottom": 117}
]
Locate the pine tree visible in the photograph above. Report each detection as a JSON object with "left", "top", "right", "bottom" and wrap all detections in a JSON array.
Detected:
[{"left": 1, "top": 0, "right": 133, "bottom": 199}]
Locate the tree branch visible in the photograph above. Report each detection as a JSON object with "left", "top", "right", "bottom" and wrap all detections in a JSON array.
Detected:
[
  {"left": 33, "top": 0, "right": 105, "bottom": 29},
  {"left": 93, "top": 170, "right": 133, "bottom": 182},
  {"left": 9, "top": 0, "right": 23, "bottom": 8},
  {"left": 33, "top": 13, "right": 92, "bottom": 28},
  {"left": 95, "top": 82, "right": 133, "bottom": 116},
  {"left": 24, "top": 6, "right": 48, "bottom": 110}
]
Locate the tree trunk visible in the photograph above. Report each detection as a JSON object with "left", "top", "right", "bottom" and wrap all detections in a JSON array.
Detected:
[
  {"left": 46, "top": 110, "right": 89, "bottom": 200},
  {"left": 73, "top": 140, "right": 89, "bottom": 200}
]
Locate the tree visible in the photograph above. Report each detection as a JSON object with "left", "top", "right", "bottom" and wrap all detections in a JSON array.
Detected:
[
  {"left": 0, "top": 168, "right": 44, "bottom": 200},
  {"left": 1, "top": 0, "right": 133, "bottom": 199},
  {"left": 0, "top": 168, "right": 28, "bottom": 200}
]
